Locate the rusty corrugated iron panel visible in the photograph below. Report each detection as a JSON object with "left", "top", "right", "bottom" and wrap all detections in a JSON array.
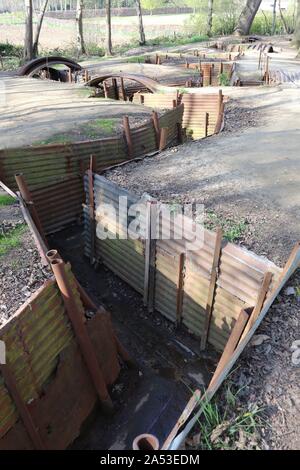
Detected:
[
  {"left": 0, "top": 265, "right": 82, "bottom": 440},
  {"left": 85, "top": 175, "right": 283, "bottom": 352}
]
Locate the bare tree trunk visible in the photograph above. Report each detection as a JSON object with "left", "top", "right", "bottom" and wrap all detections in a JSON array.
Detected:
[
  {"left": 272, "top": 0, "right": 277, "bottom": 35},
  {"left": 295, "top": 0, "right": 300, "bottom": 52},
  {"left": 136, "top": 0, "right": 146, "bottom": 46},
  {"left": 106, "top": 0, "right": 112, "bottom": 56},
  {"left": 234, "top": 0, "right": 262, "bottom": 36},
  {"left": 206, "top": 0, "right": 214, "bottom": 37},
  {"left": 24, "top": 0, "right": 33, "bottom": 61},
  {"left": 76, "top": 0, "right": 86, "bottom": 55},
  {"left": 32, "top": 0, "right": 49, "bottom": 57}
]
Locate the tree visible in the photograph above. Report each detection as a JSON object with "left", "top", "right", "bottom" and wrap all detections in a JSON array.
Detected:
[
  {"left": 106, "top": 0, "right": 112, "bottom": 55},
  {"left": 206, "top": 0, "right": 214, "bottom": 36},
  {"left": 76, "top": 0, "right": 86, "bottom": 55},
  {"left": 136, "top": 0, "right": 146, "bottom": 45},
  {"left": 234, "top": 0, "right": 262, "bottom": 36},
  {"left": 24, "top": 0, "right": 33, "bottom": 61},
  {"left": 295, "top": 0, "right": 300, "bottom": 51},
  {"left": 32, "top": 0, "right": 49, "bottom": 57},
  {"left": 272, "top": 0, "right": 277, "bottom": 35}
]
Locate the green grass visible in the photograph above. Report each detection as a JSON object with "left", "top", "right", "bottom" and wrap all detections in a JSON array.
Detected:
[
  {"left": 0, "top": 224, "right": 27, "bottom": 256},
  {"left": 205, "top": 211, "right": 247, "bottom": 242},
  {"left": 193, "top": 383, "right": 265, "bottom": 450},
  {"left": 33, "top": 134, "right": 73, "bottom": 146},
  {"left": 81, "top": 119, "right": 116, "bottom": 138},
  {"left": 0, "top": 194, "right": 15, "bottom": 206}
]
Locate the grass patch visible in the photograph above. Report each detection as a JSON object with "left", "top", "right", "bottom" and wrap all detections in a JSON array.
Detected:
[
  {"left": 81, "top": 119, "right": 116, "bottom": 138},
  {"left": 205, "top": 211, "right": 247, "bottom": 242},
  {"left": 126, "top": 56, "right": 146, "bottom": 64},
  {"left": 218, "top": 71, "right": 230, "bottom": 86},
  {"left": 0, "top": 224, "right": 27, "bottom": 256},
  {"left": 0, "top": 194, "right": 15, "bottom": 206},
  {"left": 192, "top": 383, "right": 265, "bottom": 450},
  {"left": 33, "top": 134, "right": 73, "bottom": 146}
]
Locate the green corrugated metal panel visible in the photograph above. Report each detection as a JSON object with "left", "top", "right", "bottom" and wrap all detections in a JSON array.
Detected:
[{"left": 0, "top": 266, "right": 83, "bottom": 439}]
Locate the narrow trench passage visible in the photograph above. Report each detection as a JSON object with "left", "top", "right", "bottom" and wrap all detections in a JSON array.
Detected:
[{"left": 49, "top": 225, "right": 220, "bottom": 450}]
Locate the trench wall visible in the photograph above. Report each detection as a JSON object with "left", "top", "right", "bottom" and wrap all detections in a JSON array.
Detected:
[
  {"left": 0, "top": 264, "right": 120, "bottom": 449},
  {"left": 83, "top": 174, "right": 283, "bottom": 352},
  {"left": 0, "top": 105, "right": 183, "bottom": 234}
]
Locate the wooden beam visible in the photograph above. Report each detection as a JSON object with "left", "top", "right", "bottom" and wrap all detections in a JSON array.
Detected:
[{"left": 201, "top": 227, "right": 223, "bottom": 350}]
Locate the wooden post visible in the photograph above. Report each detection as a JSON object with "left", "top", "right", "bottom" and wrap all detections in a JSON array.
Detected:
[
  {"left": 159, "top": 127, "right": 168, "bottom": 151},
  {"left": 151, "top": 111, "right": 160, "bottom": 149},
  {"left": 258, "top": 49, "right": 262, "bottom": 69},
  {"left": 139, "top": 94, "right": 144, "bottom": 105},
  {"left": 209, "top": 64, "right": 212, "bottom": 85},
  {"left": 148, "top": 202, "right": 158, "bottom": 313},
  {"left": 204, "top": 112, "right": 209, "bottom": 137},
  {"left": 103, "top": 81, "right": 109, "bottom": 98},
  {"left": 123, "top": 115, "right": 133, "bottom": 158},
  {"left": 68, "top": 68, "right": 72, "bottom": 83},
  {"left": 176, "top": 122, "right": 183, "bottom": 144},
  {"left": 88, "top": 155, "right": 96, "bottom": 264},
  {"left": 172, "top": 99, "right": 177, "bottom": 108},
  {"left": 176, "top": 252, "right": 186, "bottom": 325},
  {"left": 209, "top": 308, "right": 249, "bottom": 388},
  {"left": 120, "top": 77, "right": 126, "bottom": 101},
  {"left": 143, "top": 201, "right": 151, "bottom": 306},
  {"left": 201, "top": 227, "right": 223, "bottom": 350},
  {"left": 84, "top": 69, "right": 89, "bottom": 82},
  {"left": 0, "top": 364, "right": 46, "bottom": 449},
  {"left": 15, "top": 173, "right": 47, "bottom": 247},
  {"left": 112, "top": 78, "right": 119, "bottom": 100}
]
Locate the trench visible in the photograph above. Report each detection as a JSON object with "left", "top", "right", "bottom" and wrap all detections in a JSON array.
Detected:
[{"left": 48, "top": 225, "right": 219, "bottom": 449}]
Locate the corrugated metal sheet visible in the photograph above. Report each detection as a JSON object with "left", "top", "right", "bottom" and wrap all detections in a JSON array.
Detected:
[
  {"left": 0, "top": 265, "right": 81, "bottom": 439},
  {"left": 133, "top": 91, "right": 223, "bottom": 139},
  {"left": 85, "top": 176, "right": 283, "bottom": 352},
  {"left": 0, "top": 105, "right": 183, "bottom": 235}
]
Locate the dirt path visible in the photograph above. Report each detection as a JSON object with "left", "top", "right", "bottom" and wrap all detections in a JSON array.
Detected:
[{"left": 0, "top": 77, "right": 154, "bottom": 148}]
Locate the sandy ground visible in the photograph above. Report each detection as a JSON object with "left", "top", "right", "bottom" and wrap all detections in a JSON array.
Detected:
[{"left": 0, "top": 77, "right": 155, "bottom": 148}]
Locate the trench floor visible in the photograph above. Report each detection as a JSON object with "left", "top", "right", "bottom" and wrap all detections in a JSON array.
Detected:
[{"left": 49, "top": 226, "right": 219, "bottom": 450}]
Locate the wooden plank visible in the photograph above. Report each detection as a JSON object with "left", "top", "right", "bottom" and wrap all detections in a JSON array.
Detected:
[
  {"left": 239, "top": 271, "right": 273, "bottom": 343},
  {"left": 148, "top": 202, "right": 158, "bottom": 313},
  {"left": 201, "top": 227, "right": 223, "bottom": 350}
]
